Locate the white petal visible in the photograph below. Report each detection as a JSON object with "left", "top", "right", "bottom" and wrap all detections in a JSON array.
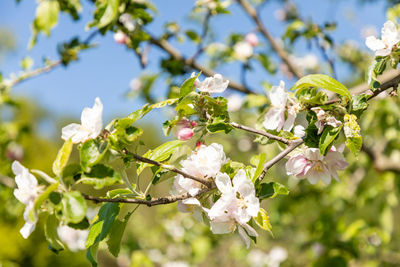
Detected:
[
  {"left": 305, "top": 148, "right": 323, "bottom": 161},
  {"left": 215, "top": 173, "right": 233, "bottom": 195},
  {"left": 382, "top": 20, "right": 400, "bottom": 47},
  {"left": 282, "top": 108, "right": 297, "bottom": 131},
  {"left": 238, "top": 226, "right": 251, "bottom": 249},
  {"left": 210, "top": 219, "right": 236, "bottom": 234},
  {"left": 263, "top": 107, "right": 285, "bottom": 131},
  {"left": 241, "top": 223, "right": 258, "bottom": 237},
  {"left": 20, "top": 221, "right": 36, "bottom": 239},
  {"left": 61, "top": 123, "right": 81, "bottom": 142},
  {"left": 81, "top": 97, "right": 103, "bottom": 138},
  {"left": 365, "top": 36, "right": 385, "bottom": 51},
  {"left": 269, "top": 81, "right": 287, "bottom": 107},
  {"left": 245, "top": 195, "right": 260, "bottom": 217},
  {"left": 375, "top": 48, "right": 392, "bottom": 57}
]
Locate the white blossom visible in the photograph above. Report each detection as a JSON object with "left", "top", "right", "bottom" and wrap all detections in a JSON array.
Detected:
[
  {"left": 119, "top": 13, "right": 135, "bottom": 32},
  {"left": 293, "top": 125, "right": 305, "bottom": 138},
  {"left": 57, "top": 225, "right": 88, "bottom": 251},
  {"left": 12, "top": 161, "right": 41, "bottom": 239},
  {"left": 234, "top": 41, "right": 253, "bottom": 61},
  {"left": 263, "top": 81, "right": 297, "bottom": 132},
  {"left": 61, "top": 97, "right": 103, "bottom": 144},
  {"left": 130, "top": 78, "right": 142, "bottom": 92},
  {"left": 208, "top": 170, "right": 260, "bottom": 248},
  {"left": 311, "top": 107, "right": 342, "bottom": 134},
  {"left": 192, "top": 73, "right": 229, "bottom": 93},
  {"left": 227, "top": 94, "right": 244, "bottom": 112},
  {"left": 286, "top": 146, "right": 348, "bottom": 185},
  {"left": 290, "top": 54, "right": 319, "bottom": 72},
  {"left": 245, "top": 32, "right": 259, "bottom": 47},
  {"left": 267, "top": 246, "right": 288, "bottom": 267},
  {"left": 113, "top": 31, "right": 127, "bottom": 44},
  {"left": 366, "top": 20, "right": 400, "bottom": 56}
]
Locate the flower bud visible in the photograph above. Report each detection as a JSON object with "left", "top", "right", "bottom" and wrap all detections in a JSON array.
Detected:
[
  {"left": 177, "top": 127, "right": 194, "bottom": 140},
  {"left": 114, "top": 31, "right": 127, "bottom": 44},
  {"left": 245, "top": 33, "right": 259, "bottom": 47}
]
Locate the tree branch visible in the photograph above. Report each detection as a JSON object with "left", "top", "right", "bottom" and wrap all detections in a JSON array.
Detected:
[
  {"left": 148, "top": 35, "right": 255, "bottom": 94},
  {"left": 258, "top": 139, "right": 304, "bottom": 181},
  {"left": 229, "top": 121, "right": 291, "bottom": 145},
  {"left": 124, "top": 150, "right": 212, "bottom": 187},
  {"left": 236, "top": 0, "right": 303, "bottom": 79},
  {"left": 83, "top": 186, "right": 214, "bottom": 207}
]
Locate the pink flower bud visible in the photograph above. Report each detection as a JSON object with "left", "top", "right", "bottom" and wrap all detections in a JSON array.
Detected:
[
  {"left": 245, "top": 33, "right": 259, "bottom": 47},
  {"left": 191, "top": 121, "right": 197, "bottom": 127},
  {"left": 177, "top": 127, "right": 194, "bottom": 140},
  {"left": 114, "top": 31, "right": 127, "bottom": 44}
]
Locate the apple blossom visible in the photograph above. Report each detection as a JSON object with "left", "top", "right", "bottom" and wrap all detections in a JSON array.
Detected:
[
  {"left": 293, "top": 125, "right": 305, "bottom": 138},
  {"left": 192, "top": 73, "right": 229, "bottom": 93},
  {"left": 61, "top": 97, "right": 103, "bottom": 144},
  {"left": 311, "top": 107, "right": 342, "bottom": 134},
  {"left": 12, "top": 161, "right": 42, "bottom": 239},
  {"left": 234, "top": 41, "right": 253, "bottom": 61},
  {"left": 290, "top": 54, "right": 319, "bottom": 72},
  {"left": 286, "top": 146, "right": 348, "bottom": 185},
  {"left": 245, "top": 32, "right": 259, "bottom": 47},
  {"left": 208, "top": 170, "right": 260, "bottom": 248},
  {"left": 129, "top": 78, "right": 142, "bottom": 92},
  {"left": 180, "top": 143, "right": 227, "bottom": 179},
  {"left": 119, "top": 13, "right": 135, "bottom": 32},
  {"left": 57, "top": 225, "right": 88, "bottom": 252},
  {"left": 227, "top": 94, "right": 244, "bottom": 112},
  {"left": 266, "top": 246, "right": 288, "bottom": 267},
  {"left": 113, "top": 31, "right": 128, "bottom": 44},
  {"left": 263, "top": 81, "right": 298, "bottom": 132},
  {"left": 177, "top": 127, "right": 194, "bottom": 140},
  {"left": 366, "top": 20, "right": 400, "bottom": 57}
]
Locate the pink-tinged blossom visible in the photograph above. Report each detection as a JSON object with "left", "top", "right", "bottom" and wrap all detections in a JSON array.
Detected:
[
  {"left": 61, "top": 98, "right": 103, "bottom": 144},
  {"left": 263, "top": 81, "right": 298, "bottom": 132},
  {"left": 114, "top": 31, "right": 128, "bottom": 44},
  {"left": 311, "top": 107, "right": 342, "bottom": 134},
  {"left": 245, "top": 33, "right": 259, "bottom": 47},
  {"left": 177, "top": 127, "right": 194, "bottom": 140},
  {"left": 207, "top": 170, "right": 260, "bottom": 248},
  {"left": 192, "top": 73, "right": 229, "bottom": 93},
  {"left": 366, "top": 21, "right": 400, "bottom": 56},
  {"left": 286, "top": 146, "right": 348, "bottom": 185},
  {"left": 12, "top": 161, "right": 42, "bottom": 239},
  {"left": 57, "top": 225, "right": 88, "bottom": 251}
]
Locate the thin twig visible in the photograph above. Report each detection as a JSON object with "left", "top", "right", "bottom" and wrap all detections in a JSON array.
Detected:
[
  {"left": 229, "top": 121, "right": 291, "bottom": 145},
  {"left": 258, "top": 139, "right": 304, "bottom": 181},
  {"left": 148, "top": 34, "right": 255, "bottom": 94},
  {"left": 236, "top": 0, "right": 303, "bottom": 79},
  {"left": 83, "top": 186, "right": 214, "bottom": 207}
]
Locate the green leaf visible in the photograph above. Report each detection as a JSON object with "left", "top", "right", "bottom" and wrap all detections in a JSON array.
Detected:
[
  {"left": 319, "top": 125, "right": 342, "bottom": 155},
  {"left": 80, "top": 140, "right": 109, "bottom": 173},
  {"left": 86, "top": 203, "right": 120, "bottom": 265},
  {"left": 137, "top": 140, "right": 183, "bottom": 174},
  {"left": 29, "top": 182, "right": 59, "bottom": 221},
  {"left": 180, "top": 72, "right": 201, "bottom": 98},
  {"left": 62, "top": 191, "right": 87, "bottom": 224},
  {"left": 44, "top": 214, "right": 65, "bottom": 253},
  {"left": 53, "top": 139, "right": 73, "bottom": 177},
  {"left": 256, "top": 182, "right": 289, "bottom": 200},
  {"left": 20, "top": 56, "right": 34, "bottom": 70},
  {"left": 106, "top": 211, "right": 133, "bottom": 257},
  {"left": 250, "top": 153, "right": 267, "bottom": 182},
  {"left": 254, "top": 208, "right": 272, "bottom": 233},
  {"left": 346, "top": 137, "right": 362, "bottom": 156},
  {"left": 206, "top": 117, "right": 233, "bottom": 133},
  {"left": 79, "top": 164, "right": 123, "bottom": 189},
  {"left": 256, "top": 54, "right": 276, "bottom": 74},
  {"left": 292, "top": 74, "right": 351, "bottom": 99},
  {"left": 185, "top": 30, "right": 201, "bottom": 43},
  {"left": 351, "top": 94, "right": 369, "bottom": 117},
  {"left": 97, "top": 0, "right": 119, "bottom": 28},
  {"left": 33, "top": 0, "right": 60, "bottom": 36}
]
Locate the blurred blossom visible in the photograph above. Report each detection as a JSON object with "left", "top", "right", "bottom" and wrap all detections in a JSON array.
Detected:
[
  {"left": 147, "top": 249, "right": 163, "bottom": 263},
  {"left": 164, "top": 220, "right": 185, "bottom": 240},
  {"left": 129, "top": 78, "right": 142, "bottom": 92},
  {"left": 311, "top": 242, "right": 325, "bottom": 257},
  {"left": 57, "top": 225, "right": 88, "bottom": 252},
  {"left": 227, "top": 94, "right": 243, "bottom": 112},
  {"left": 192, "top": 73, "right": 229, "bottom": 93},
  {"left": 238, "top": 138, "right": 252, "bottom": 152},
  {"left": 290, "top": 54, "right": 319, "bottom": 72},
  {"left": 361, "top": 25, "right": 378, "bottom": 39},
  {"left": 6, "top": 143, "right": 24, "bottom": 161},
  {"left": 274, "top": 8, "right": 286, "bottom": 21},
  {"left": 162, "top": 261, "right": 190, "bottom": 267},
  {"left": 245, "top": 32, "right": 259, "bottom": 47},
  {"left": 119, "top": 13, "right": 135, "bottom": 31},
  {"left": 247, "top": 249, "right": 269, "bottom": 267},
  {"left": 267, "top": 246, "right": 288, "bottom": 267},
  {"left": 113, "top": 31, "right": 127, "bottom": 44},
  {"left": 196, "top": 0, "right": 217, "bottom": 9},
  {"left": 234, "top": 41, "right": 253, "bottom": 61}
]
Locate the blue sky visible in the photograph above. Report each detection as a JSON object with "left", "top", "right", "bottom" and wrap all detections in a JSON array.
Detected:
[{"left": 0, "top": 0, "right": 387, "bottom": 128}]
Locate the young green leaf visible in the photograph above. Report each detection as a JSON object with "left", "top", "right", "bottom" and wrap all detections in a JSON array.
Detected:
[
  {"left": 250, "top": 153, "right": 267, "bottom": 182},
  {"left": 292, "top": 74, "right": 351, "bottom": 99},
  {"left": 53, "top": 139, "right": 73, "bottom": 178},
  {"left": 319, "top": 125, "right": 343, "bottom": 155},
  {"left": 62, "top": 191, "right": 87, "bottom": 224},
  {"left": 254, "top": 208, "right": 272, "bottom": 234},
  {"left": 180, "top": 72, "right": 201, "bottom": 98},
  {"left": 79, "top": 164, "right": 123, "bottom": 189},
  {"left": 80, "top": 140, "right": 109, "bottom": 172},
  {"left": 44, "top": 213, "right": 65, "bottom": 253},
  {"left": 256, "top": 182, "right": 289, "bottom": 200}
]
